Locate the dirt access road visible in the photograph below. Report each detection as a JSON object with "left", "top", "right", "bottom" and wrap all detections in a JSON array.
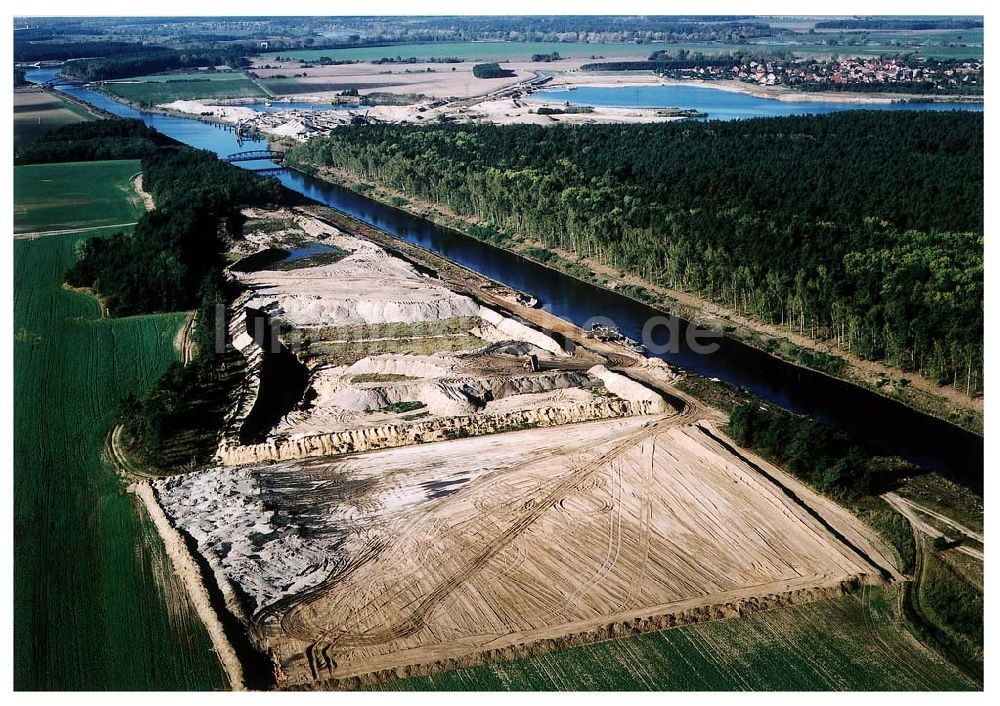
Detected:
[
  {"left": 242, "top": 411, "right": 900, "bottom": 687},
  {"left": 883, "top": 492, "right": 983, "bottom": 562}
]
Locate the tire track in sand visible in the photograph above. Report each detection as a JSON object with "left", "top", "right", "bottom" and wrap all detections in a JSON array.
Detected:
[{"left": 299, "top": 414, "right": 684, "bottom": 651}]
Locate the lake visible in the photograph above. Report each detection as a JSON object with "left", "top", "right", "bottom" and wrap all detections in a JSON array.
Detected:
[{"left": 531, "top": 83, "right": 984, "bottom": 120}]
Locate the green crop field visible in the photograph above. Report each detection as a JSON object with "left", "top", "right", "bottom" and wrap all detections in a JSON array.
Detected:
[
  {"left": 739, "top": 38, "right": 982, "bottom": 60},
  {"left": 13, "top": 165, "right": 228, "bottom": 689},
  {"left": 110, "top": 71, "right": 248, "bottom": 82},
  {"left": 260, "top": 41, "right": 655, "bottom": 62},
  {"left": 836, "top": 29, "right": 984, "bottom": 45},
  {"left": 259, "top": 38, "right": 982, "bottom": 63},
  {"left": 14, "top": 90, "right": 95, "bottom": 147},
  {"left": 903, "top": 44, "right": 984, "bottom": 60},
  {"left": 379, "top": 586, "right": 977, "bottom": 691},
  {"left": 14, "top": 160, "right": 144, "bottom": 234},
  {"left": 592, "top": 39, "right": 983, "bottom": 61},
  {"left": 101, "top": 76, "right": 266, "bottom": 105}
]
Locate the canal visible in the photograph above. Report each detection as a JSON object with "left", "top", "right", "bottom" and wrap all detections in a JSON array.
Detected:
[{"left": 27, "top": 68, "right": 984, "bottom": 490}]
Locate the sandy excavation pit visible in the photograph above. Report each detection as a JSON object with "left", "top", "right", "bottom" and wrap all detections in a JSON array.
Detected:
[
  {"left": 157, "top": 208, "right": 898, "bottom": 689},
  {"left": 219, "top": 209, "right": 664, "bottom": 465},
  {"left": 155, "top": 415, "right": 894, "bottom": 688}
]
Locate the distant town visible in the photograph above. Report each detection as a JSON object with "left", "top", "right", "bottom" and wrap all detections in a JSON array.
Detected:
[{"left": 641, "top": 54, "right": 983, "bottom": 95}]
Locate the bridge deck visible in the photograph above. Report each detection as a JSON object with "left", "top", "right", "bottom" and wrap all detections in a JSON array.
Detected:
[{"left": 224, "top": 150, "right": 283, "bottom": 163}]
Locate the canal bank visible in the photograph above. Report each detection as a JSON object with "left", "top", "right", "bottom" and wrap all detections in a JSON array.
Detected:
[{"left": 280, "top": 155, "right": 983, "bottom": 436}]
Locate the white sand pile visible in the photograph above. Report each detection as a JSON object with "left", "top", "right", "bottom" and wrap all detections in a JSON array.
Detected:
[
  {"left": 154, "top": 466, "right": 339, "bottom": 612},
  {"left": 226, "top": 211, "right": 653, "bottom": 452},
  {"left": 346, "top": 353, "right": 454, "bottom": 379},
  {"left": 278, "top": 353, "right": 473, "bottom": 433},
  {"left": 482, "top": 386, "right": 597, "bottom": 415},
  {"left": 588, "top": 365, "right": 669, "bottom": 413},
  {"left": 159, "top": 100, "right": 259, "bottom": 122},
  {"left": 320, "top": 377, "right": 478, "bottom": 418},
  {"left": 478, "top": 306, "right": 565, "bottom": 356},
  {"left": 277, "top": 355, "right": 610, "bottom": 439},
  {"left": 293, "top": 211, "right": 344, "bottom": 240},
  {"left": 235, "top": 238, "right": 479, "bottom": 327},
  {"left": 298, "top": 357, "right": 592, "bottom": 423},
  {"left": 635, "top": 357, "right": 683, "bottom": 385},
  {"left": 270, "top": 119, "right": 308, "bottom": 137},
  {"left": 470, "top": 371, "right": 593, "bottom": 401}
]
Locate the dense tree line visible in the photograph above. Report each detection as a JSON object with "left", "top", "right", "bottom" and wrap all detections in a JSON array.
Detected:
[
  {"left": 252, "top": 17, "right": 781, "bottom": 49},
  {"left": 287, "top": 112, "right": 983, "bottom": 393},
  {"left": 535, "top": 106, "right": 593, "bottom": 115},
  {"left": 61, "top": 47, "right": 249, "bottom": 81},
  {"left": 727, "top": 401, "right": 886, "bottom": 498},
  {"left": 814, "top": 19, "right": 982, "bottom": 31},
  {"left": 472, "top": 62, "right": 515, "bottom": 78},
  {"left": 581, "top": 57, "right": 738, "bottom": 71},
  {"left": 796, "top": 81, "right": 981, "bottom": 95},
  {"left": 12, "top": 28, "right": 61, "bottom": 43},
  {"left": 139, "top": 147, "right": 289, "bottom": 214},
  {"left": 117, "top": 274, "right": 238, "bottom": 470},
  {"left": 61, "top": 143, "right": 297, "bottom": 470},
  {"left": 67, "top": 147, "right": 290, "bottom": 315},
  {"left": 15, "top": 118, "right": 171, "bottom": 164},
  {"left": 69, "top": 205, "right": 219, "bottom": 314},
  {"left": 13, "top": 40, "right": 157, "bottom": 62},
  {"left": 402, "top": 16, "right": 779, "bottom": 40}
]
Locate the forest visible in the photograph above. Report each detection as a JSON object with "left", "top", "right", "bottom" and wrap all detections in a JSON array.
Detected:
[
  {"left": 62, "top": 135, "right": 295, "bottom": 467},
  {"left": 398, "top": 15, "right": 780, "bottom": 40},
  {"left": 60, "top": 47, "right": 249, "bottom": 81},
  {"left": 581, "top": 56, "right": 737, "bottom": 71},
  {"left": 13, "top": 40, "right": 162, "bottom": 62},
  {"left": 813, "top": 18, "right": 982, "bottom": 30},
  {"left": 472, "top": 62, "right": 516, "bottom": 78},
  {"left": 795, "top": 81, "right": 980, "bottom": 95},
  {"left": 67, "top": 145, "right": 290, "bottom": 315},
  {"left": 286, "top": 111, "right": 983, "bottom": 395},
  {"left": 14, "top": 119, "right": 172, "bottom": 164},
  {"left": 727, "top": 401, "right": 880, "bottom": 498}
]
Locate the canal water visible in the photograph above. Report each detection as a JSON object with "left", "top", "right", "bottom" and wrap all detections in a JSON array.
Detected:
[
  {"left": 532, "top": 83, "right": 984, "bottom": 121},
  {"left": 27, "top": 68, "right": 983, "bottom": 490}
]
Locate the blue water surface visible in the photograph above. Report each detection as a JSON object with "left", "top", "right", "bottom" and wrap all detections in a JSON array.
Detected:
[{"left": 532, "top": 84, "right": 983, "bottom": 120}]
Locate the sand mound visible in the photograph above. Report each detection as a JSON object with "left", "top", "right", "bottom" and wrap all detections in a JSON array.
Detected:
[
  {"left": 237, "top": 242, "right": 480, "bottom": 327},
  {"left": 588, "top": 365, "right": 669, "bottom": 413},
  {"left": 297, "top": 358, "right": 599, "bottom": 427},
  {"left": 221, "top": 210, "right": 660, "bottom": 464},
  {"left": 346, "top": 354, "right": 455, "bottom": 379},
  {"left": 468, "top": 371, "right": 593, "bottom": 401},
  {"left": 154, "top": 466, "right": 340, "bottom": 613},
  {"left": 270, "top": 119, "right": 309, "bottom": 137},
  {"left": 478, "top": 306, "right": 565, "bottom": 355},
  {"left": 160, "top": 100, "right": 258, "bottom": 122},
  {"left": 324, "top": 379, "right": 478, "bottom": 417}
]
